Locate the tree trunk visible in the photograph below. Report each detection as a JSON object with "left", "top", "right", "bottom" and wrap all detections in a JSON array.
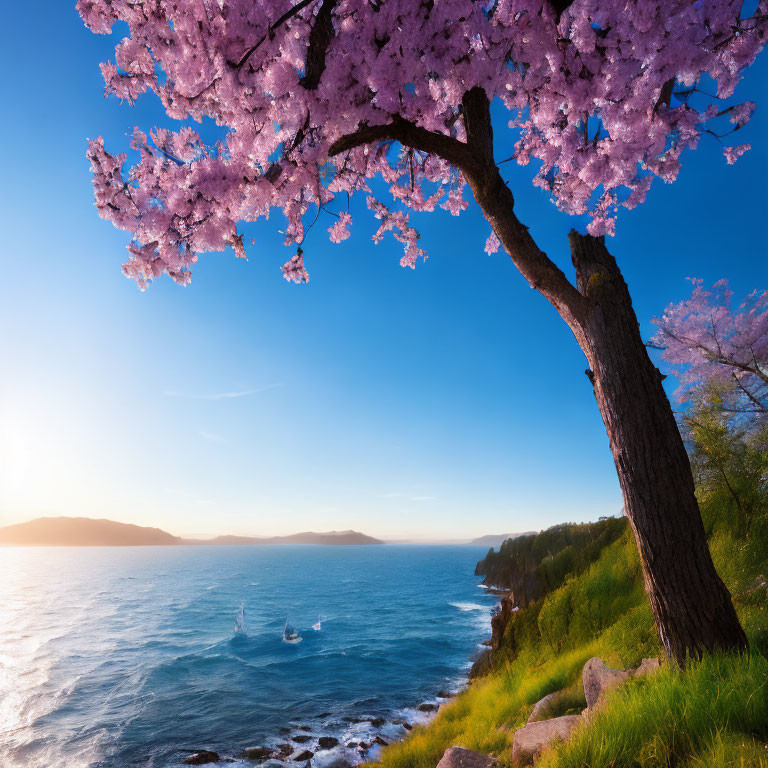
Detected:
[{"left": 567, "top": 232, "right": 748, "bottom": 664}]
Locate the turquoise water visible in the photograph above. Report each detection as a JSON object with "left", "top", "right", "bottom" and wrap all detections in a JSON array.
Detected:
[{"left": 0, "top": 545, "right": 495, "bottom": 768}]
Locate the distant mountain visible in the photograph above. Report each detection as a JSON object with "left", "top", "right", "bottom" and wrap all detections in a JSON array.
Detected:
[
  {"left": 469, "top": 532, "right": 538, "bottom": 549},
  {"left": 0, "top": 517, "right": 181, "bottom": 546},
  {"left": 187, "top": 530, "right": 383, "bottom": 546},
  {"left": 0, "top": 517, "right": 384, "bottom": 547}
]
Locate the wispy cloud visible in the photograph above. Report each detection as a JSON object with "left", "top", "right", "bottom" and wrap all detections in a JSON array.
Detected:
[
  {"left": 199, "top": 431, "right": 225, "bottom": 443},
  {"left": 164, "top": 383, "right": 281, "bottom": 400}
]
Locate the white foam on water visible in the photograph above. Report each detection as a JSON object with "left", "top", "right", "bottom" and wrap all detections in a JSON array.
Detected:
[{"left": 449, "top": 602, "right": 488, "bottom": 612}]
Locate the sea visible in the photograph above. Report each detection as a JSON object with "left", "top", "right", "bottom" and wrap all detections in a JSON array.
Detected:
[{"left": 0, "top": 545, "right": 497, "bottom": 768}]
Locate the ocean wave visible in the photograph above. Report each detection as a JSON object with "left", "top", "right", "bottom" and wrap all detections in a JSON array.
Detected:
[{"left": 449, "top": 601, "right": 489, "bottom": 612}]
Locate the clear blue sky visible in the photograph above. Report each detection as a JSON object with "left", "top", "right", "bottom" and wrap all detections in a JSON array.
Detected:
[{"left": 0, "top": 4, "right": 766, "bottom": 539}]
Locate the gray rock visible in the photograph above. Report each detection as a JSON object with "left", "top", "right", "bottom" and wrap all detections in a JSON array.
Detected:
[
  {"left": 373, "top": 735, "right": 389, "bottom": 747},
  {"left": 435, "top": 746, "right": 497, "bottom": 768},
  {"left": 274, "top": 744, "right": 294, "bottom": 758},
  {"left": 634, "top": 657, "right": 663, "bottom": 678},
  {"left": 582, "top": 658, "right": 632, "bottom": 710},
  {"left": 527, "top": 692, "right": 559, "bottom": 724},
  {"left": 243, "top": 746, "right": 272, "bottom": 761},
  {"left": 511, "top": 716, "right": 581, "bottom": 766},
  {"left": 294, "top": 750, "right": 314, "bottom": 761},
  {"left": 293, "top": 735, "right": 312, "bottom": 744},
  {"left": 369, "top": 717, "right": 386, "bottom": 727},
  {"left": 183, "top": 752, "right": 220, "bottom": 765},
  {"left": 317, "top": 736, "right": 339, "bottom": 750},
  {"left": 418, "top": 703, "right": 439, "bottom": 713}
]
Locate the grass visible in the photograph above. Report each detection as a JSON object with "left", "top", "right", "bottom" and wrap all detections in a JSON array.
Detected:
[
  {"left": 537, "top": 653, "right": 768, "bottom": 768},
  {"left": 375, "top": 646, "right": 600, "bottom": 768}
]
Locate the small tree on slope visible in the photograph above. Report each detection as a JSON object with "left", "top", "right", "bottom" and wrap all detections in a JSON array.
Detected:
[
  {"left": 78, "top": 0, "right": 768, "bottom": 664},
  {"left": 653, "top": 280, "right": 768, "bottom": 427}
]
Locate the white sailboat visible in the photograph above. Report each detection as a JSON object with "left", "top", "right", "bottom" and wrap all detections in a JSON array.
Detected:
[
  {"left": 312, "top": 616, "right": 322, "bottom": 631},
  {"left": 234, "top": 603, "right": 247, "bottom": 636}
]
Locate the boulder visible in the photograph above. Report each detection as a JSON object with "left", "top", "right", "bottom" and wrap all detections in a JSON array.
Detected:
[
  {"left": 317, "top": 737, "right": 339, "bottom": 750},
  {"left": 634, "top": 658, "right": 663, "bottom": 678},
  {"left": 435, "top": 746, "right": 497, "bottom": 768},
  {"left": 418, "top": 703, "right": 439, "bottom": 713},
  {"left": 369, "top": 717, "right": 386, "bottom": 727},
  {"left": 243, "top": 746, "right": 272, "bottom": 761},
  {"left": 373, "top": 735, "right": 389, "bottom": 747},
  {"left": 275, "top": 744, "right": 294, "bottom": 758},
  {"left": 183, "top": 752, "right": 220, "bottom": 765},
  {"left": 293, "top": 735, "right": 312, "bottom": 744},
  {"left": 526, "top": 692, "right": 559, "bottom": 724},
  {"left": 582, "top": 658, "right": 632, "bottom": 710},
  {"left": 511, "top": 716, "right": 581, "bottom": 766},
  {"left": 294, "top": 750, "right": 314, "bottom": 761},
  {"left": 437, "top": 690, "right": 456, "bottom": 699}
]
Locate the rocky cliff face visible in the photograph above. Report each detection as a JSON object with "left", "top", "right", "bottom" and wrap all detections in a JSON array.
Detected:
[{"left": 471, "top": 518, "right": 627, "bottom": 676}]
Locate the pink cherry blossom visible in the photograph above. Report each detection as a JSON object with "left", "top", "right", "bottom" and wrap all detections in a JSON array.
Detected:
[
  {"left": 723, "top": 143, "right": 752, "bottom": 164},
  {"left": 281, "top": 248, "right": 310, "bottom": 284},
  {"left": 652, "top": 279, "right": 768, "bottom": 418},
  {"left": 77, "top": 0, "right": 767, "bottom": 288},
  {"left": 484, "top": 232, "right": 501, "bottom": 255}
]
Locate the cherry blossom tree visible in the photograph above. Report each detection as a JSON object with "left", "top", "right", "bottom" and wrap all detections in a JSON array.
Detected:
[
  {"left": 78, "top": 0, "right": 768, "bottom": 663},
  {"left": 652, "top": 280, "right": 768, "bottom": 421}
]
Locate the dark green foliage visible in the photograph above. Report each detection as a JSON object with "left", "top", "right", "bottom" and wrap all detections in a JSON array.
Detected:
[{"left": 475, "top": 517, "right": 627, "bottom": 603}]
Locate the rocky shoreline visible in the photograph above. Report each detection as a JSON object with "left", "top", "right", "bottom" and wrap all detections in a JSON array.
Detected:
[{"left": 181, "top": 692, "right": 456, "bottom": 766}]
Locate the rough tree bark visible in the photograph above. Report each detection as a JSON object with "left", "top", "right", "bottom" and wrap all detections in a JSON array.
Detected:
[
  {"left": 567, "top": 232, "right": 748, "bottom": 662},
  {"left": 330, "top": 86, "right": 749, "bottom": 665}
]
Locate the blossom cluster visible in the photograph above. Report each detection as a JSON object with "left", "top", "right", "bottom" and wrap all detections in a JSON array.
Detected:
[
  {"left": 652, "top": 279, "right": 768, "bottom": 415},
  {"left": 78, "top": 0, "right": 767, "bottom": 287}
]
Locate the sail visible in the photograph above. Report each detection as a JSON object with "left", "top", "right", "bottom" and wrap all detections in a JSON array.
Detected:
[{"left": 234, "top": 603, "right": 246, "bottom": 635}]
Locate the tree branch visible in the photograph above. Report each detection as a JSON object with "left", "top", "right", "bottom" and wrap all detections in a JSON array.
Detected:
[
  {"left": 328, "top": 116, "right": 472, "bottom": 169},
  {"left": 299, "top": 0, "right": 338, "bottom": 90},
  {"left": 731, "top": 372, "right": 768, "bottom": 414},
  {"left": 234, "top": 0, "right": 317, "bottom": 70},
  {"left": 460, "top": 88, "right": 590, "bottom": 335}
]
